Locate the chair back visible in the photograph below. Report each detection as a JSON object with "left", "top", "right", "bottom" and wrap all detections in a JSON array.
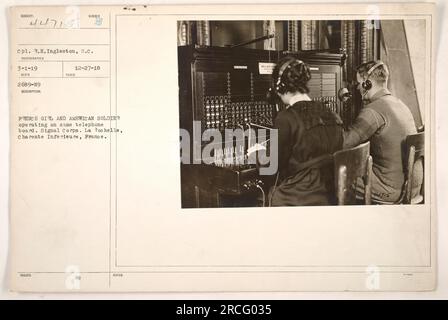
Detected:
[
  {"left": 403, "top": 132, "right": 424, "bottom": 204},
  {"left": 334, "top": 141, "right": 373, "bottom": 205}
]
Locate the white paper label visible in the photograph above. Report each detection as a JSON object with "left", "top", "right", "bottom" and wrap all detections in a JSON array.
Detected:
[{"left": 258, "top": 62, "right": 276, "bottom": 74}]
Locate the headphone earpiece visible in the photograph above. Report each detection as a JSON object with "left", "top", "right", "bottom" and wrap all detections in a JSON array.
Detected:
[
  {"left": 361, "top": 61, "right": 384, "bottom": 92},
  {"left": 362, "top": 79, "right": 372, "bottom": 91},
  {"left": 275, "top": 78, "right": 286, "bottom": 92}
]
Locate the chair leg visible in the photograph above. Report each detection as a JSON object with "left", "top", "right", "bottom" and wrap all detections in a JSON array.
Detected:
[
  {"left": 337, "top": 165, "right": 347, "bottom": 205},
  {"left": 365, "top": 156, "right": 373, "bottom": 205},
  {"left": 404, "top": 146, "right": 416, "bottom": 204}
]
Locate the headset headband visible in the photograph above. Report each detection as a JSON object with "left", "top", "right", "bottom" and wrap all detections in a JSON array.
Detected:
[
  {"left": 365, "top": 61, "right": 385, "bottom": 79},
  {"left": 276, "top": 58, "right": 304, "bottom": 88}
]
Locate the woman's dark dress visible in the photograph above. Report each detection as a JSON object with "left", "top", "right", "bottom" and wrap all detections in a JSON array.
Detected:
[{"left": 270, "top": 100, "right": 344, "bottom": 206}]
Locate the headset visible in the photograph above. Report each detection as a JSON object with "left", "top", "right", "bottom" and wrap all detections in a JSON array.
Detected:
[
  {"left": 275, "top": 58, "right": 303, "bottom": 92},
  {"left": 276, "top": 58, "right": 311, "bottom": 93},
  {"left": 361, "top": 61, "right": 385, "bottom": 91},
  {"left": 266, "top": 58, "right": 309, "bottom": 104}
]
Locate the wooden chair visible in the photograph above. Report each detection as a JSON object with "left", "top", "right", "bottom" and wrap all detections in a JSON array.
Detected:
[
  {"left": 402, "top": 132, "right": 424, "bottom": 204},
  {"left": 334, "top": 141, "right": 373, "bottom": 205},
  {"left": 372, "top": 132, "right": 425, "bottom": 205}
]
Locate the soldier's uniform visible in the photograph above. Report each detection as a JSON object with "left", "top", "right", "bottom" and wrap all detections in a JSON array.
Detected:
[{"left": 343, "top": 88, "right": 423, "bottom": 203}]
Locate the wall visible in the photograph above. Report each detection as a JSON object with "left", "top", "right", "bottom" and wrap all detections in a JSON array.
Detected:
[
  {"left": 404, "top": 19, "right": 426, "bottom": 123},
  {"left": 210, "top": 21, "right": 284, "bottom": 50},
  {"left": 380, "top": 20, "right": 423, "bottom": 128}
]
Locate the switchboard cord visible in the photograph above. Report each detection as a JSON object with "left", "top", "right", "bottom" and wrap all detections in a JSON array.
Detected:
[
  {"left": 247, "top": 123, "right": 252, "bottom": 147},
  {"left": 249, "top": 122, "right": 272, "bottom": 130},
  {"left": 268, "top": 172, "right": 280, "bottom": 207},
  {"left": 256, "top": 183, "right": 266, "bottom": 207}
]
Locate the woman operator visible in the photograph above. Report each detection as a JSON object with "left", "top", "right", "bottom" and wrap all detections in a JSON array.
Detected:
[{"left": 267, "top": 57, "right": 344, "bottom": 206}]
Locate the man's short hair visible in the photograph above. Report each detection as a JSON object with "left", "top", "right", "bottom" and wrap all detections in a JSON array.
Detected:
[{"left": 357, "top": 60, "right": 389, "bottom": 82}]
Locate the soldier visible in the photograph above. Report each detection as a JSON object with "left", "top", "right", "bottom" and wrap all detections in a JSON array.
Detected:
[{"left": 343, "top": 60, "right": 423, "bottom": 203}]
